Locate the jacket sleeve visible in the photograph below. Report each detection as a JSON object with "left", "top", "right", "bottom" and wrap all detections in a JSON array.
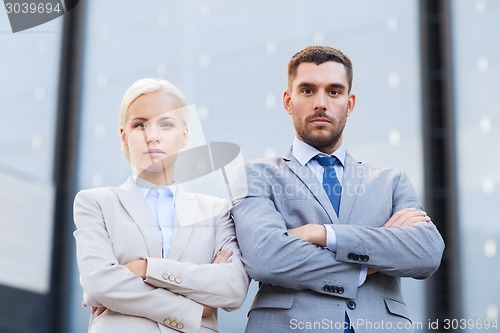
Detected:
[
  {"left": 230, "top": 163, "right": 362, "bottom": 300},
  {"left": 73, "top": 190, "right": 203, "bottom": 333},
  {"left": 144, "top": 201, "right": 250, "bottom": 311},
  {"left": 332, "top": 171, "right": 445, "bottom": 279}
]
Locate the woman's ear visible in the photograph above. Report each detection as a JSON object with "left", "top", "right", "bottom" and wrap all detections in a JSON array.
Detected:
[
  {"left": 180, "top": 125, "right": 189, "bottom": 148},
  {"left": 120, "top": 128, "right": 128, "bottom": 148}
]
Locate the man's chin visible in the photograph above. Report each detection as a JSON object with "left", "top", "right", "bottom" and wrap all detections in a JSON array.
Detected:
[{"left": 301, "top": 133, "right": 341, "bottom": 151}]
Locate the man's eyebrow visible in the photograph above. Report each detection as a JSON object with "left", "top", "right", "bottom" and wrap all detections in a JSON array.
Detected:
[
  {"left": 327, "top": 83, "right": 346, "bottom": 90},
  {"left": 296, "top": 82, "right": 316, "bottom": 89},
  {"left": 295, "top": 82, "right": 347, "bottom": 90}
]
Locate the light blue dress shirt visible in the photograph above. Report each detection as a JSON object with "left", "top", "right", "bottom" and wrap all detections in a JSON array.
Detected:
[{"left": 134, "top": 175, "right": 177, "bottom": 258}]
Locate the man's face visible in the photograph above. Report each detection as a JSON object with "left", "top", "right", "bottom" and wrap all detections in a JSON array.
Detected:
[{"left": 283, "top": 61, "right": 356, "bottom": 153}]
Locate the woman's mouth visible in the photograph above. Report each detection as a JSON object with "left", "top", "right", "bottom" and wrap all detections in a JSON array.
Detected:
[{"left": 144, "top": 149, "right": 165, "bottom": 156}]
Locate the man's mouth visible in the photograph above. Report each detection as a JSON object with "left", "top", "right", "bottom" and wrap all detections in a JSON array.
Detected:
[{"left": 310, "top": 117, "right": 332, "bottom": 126}]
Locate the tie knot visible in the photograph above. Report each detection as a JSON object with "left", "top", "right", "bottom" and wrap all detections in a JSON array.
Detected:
[{"left": 313, "top": 155, "right": 338, "bottom": 168}]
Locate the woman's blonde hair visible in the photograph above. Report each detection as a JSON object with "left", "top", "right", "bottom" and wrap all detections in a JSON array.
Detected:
[{"left": 118, "top": 78, "right": 189, "bottom": 127}]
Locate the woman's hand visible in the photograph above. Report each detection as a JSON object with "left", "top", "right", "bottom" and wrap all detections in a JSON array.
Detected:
[
  {"left": 125, "top": 259, "right": 148, "bottom": 279},
  {"left": 83, "top": 303, "right": 107, "bottom": 317},
  {"left": 201, "top": 249, "right": 233, "bottom": 317},
  {"left": 202, "top": 305, "right": 215, "bottom": 317},
  {"left": 212, "top": 248, "right": 233, "bottom": 263}
]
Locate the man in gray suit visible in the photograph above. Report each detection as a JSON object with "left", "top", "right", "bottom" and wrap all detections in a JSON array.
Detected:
[{"left": 231, "top": 46, "right": 445, "bottom": 332}]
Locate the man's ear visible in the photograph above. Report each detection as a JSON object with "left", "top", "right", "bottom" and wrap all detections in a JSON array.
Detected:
[
  {"left": 283, "top": 89, "right": 293, "bottom": 115},
  {"left": 346, "top": 92, "right": 356, "bottom": 117}
]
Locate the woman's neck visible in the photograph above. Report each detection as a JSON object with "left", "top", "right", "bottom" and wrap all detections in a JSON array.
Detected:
[{"left": 135, "top": 169, "right": 174, "bottom": 186}]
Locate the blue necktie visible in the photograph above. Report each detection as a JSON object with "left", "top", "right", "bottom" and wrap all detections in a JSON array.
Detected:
[
  {"left": 314, "top": 156, "right": 353, "bottom": 333},
  {"left": 314, "top": 155, "right": 342, "bottom": 216}
]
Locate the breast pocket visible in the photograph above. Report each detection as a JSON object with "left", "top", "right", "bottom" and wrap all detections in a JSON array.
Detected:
[{"left": 384, "top": 298, "right": 411, "bottom": 322}]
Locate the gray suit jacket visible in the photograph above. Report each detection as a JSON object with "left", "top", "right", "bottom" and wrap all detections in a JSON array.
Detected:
[
  {"left": 74, "top": 177, "right": 249, "bottom": 333},
  {"left": 231, "top": 149, "right": 444, "bottom": 333}
]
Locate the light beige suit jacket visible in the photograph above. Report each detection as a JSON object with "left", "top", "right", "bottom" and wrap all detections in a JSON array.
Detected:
[{"left": 73, "top": 177, "right": 249, "bottom": 333}]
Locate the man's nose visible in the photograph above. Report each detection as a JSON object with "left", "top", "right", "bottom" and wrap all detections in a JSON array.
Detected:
[{"left": 313, "top": 92, "right": 327, "bottom": 111}]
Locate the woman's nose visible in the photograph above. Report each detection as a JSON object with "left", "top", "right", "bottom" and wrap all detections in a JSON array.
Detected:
[{"left": 145, "top": 128, "right": 160, "bottom": 144}]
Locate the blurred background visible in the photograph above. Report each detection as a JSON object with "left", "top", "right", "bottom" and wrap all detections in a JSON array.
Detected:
[{"left": 0, "top": 0, "right": 498, "bottom": 332}]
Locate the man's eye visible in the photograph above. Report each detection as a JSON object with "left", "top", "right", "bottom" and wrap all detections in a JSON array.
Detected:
[{"left": 302, "top": 89, "right": 313, "bottom": 95}]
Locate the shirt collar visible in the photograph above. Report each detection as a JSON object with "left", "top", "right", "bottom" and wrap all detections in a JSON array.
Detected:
[
  {"left": 292, "top": 137, "right": 346, "bottom": 167},
  {"left": 132, "top": 174, "right": 178, "bottom": 200}
]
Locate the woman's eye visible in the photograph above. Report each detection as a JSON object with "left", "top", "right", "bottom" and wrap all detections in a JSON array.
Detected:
[
  {"left": 134, "top": 123, "right": 145, "bottom": 128},
  {"left": 160, "top": 122, "right": 174, "bottom": 128}
]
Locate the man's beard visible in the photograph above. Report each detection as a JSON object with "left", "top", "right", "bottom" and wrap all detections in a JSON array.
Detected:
[
  {"left": 297, "top": 124, "right": 343, "bottom": 151},
  {"left": 294, "top": 110, "right": 346, "bottom": 151}
]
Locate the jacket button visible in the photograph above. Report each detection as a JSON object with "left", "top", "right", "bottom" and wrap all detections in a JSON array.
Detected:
[
  {"left": 347, "top": 301, "right": 356, "bottom": 310},
  {"left": 338, "top": 287, "right": 344, "bottom": 294},
  {"left": 348, "top": 253, "right": 354, "bottom": 260},
  {"left": 363, "top": 255, "right": 370, "bottom": 262},
  {"left": 162, "top": 273, "right": 169, "bottom": 280}
]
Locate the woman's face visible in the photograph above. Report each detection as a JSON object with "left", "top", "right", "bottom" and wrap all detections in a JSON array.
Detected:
[{"left": 120, "top": 92, "right": 188, "bottom": 177}]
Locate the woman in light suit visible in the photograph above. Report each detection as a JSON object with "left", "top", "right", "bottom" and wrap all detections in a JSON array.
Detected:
[{"left": 73, "top": 78, "right": 249, "bottom": 333}]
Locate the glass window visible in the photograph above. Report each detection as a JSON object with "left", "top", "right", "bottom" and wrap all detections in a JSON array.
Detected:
[
  {"left": 452, "top": 0, "right": 500, "bottom": 329},
  {"left": 0, "top": 14, "right": 62, "bottom": 294}
]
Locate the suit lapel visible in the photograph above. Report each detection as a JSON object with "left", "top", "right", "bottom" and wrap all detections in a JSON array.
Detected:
[
  {"left": 168, "top": 185, "right": 197, "bottom": 260},
  {"left": 117, "top": 177, "right": 163, "bottom": 258},
  {"left": 339, "top": 153, "right": 363, "bottom": 224},
  {"left": 283, "top": 149, "right": 339, "bottom": 224}
]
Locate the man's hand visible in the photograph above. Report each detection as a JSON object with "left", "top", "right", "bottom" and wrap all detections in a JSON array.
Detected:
[
  {"left": 125, "top": 259, "right": 148, "bottom": 279},
  {"left": 384, "top": 208, "right": 431, "bottom": 228},
  {"left": 288, "top": 224, "right": 326, "bottom": 247}
]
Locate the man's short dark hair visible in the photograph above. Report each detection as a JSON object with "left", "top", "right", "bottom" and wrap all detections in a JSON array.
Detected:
[{"left": 287, "top": 45, "right": 353, "bottom": 92}]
